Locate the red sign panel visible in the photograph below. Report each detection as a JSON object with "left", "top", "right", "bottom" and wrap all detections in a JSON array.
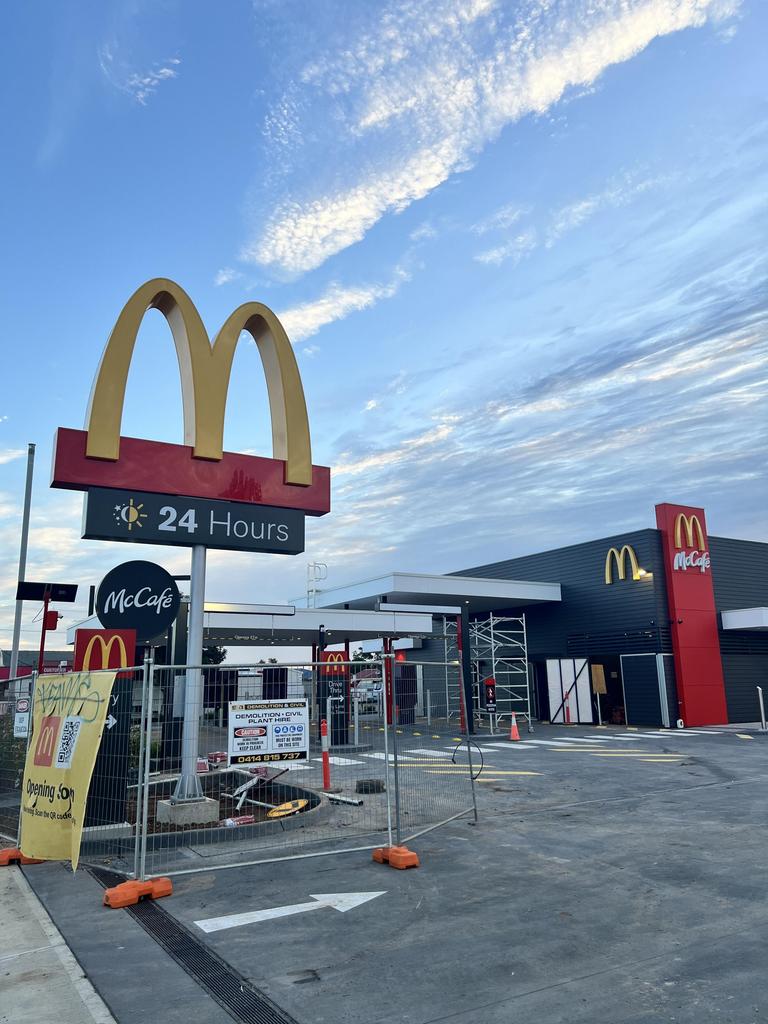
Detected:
[
  {"left": 34, "top": 715, "right": 61, "bottom": 767},
  {"left": 51, "top": 428, "right": 331, "bottom": 516},
  {"left": 73, "top": 629, "right": 137, "bottom": 672},
  {"left": 320, "top": 651, "right": 350, "bottom": 678},
  {"left": 655, "top": 503, "right": 727, "bottom": 726}
]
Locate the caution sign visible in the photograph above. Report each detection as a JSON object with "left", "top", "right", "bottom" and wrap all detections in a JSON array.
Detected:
[
  {"left": 20, "top": 671, "right": 116, "bottom": 870},
  {"left": 228, "top": 700, "right": 309, "bottom": 765}
]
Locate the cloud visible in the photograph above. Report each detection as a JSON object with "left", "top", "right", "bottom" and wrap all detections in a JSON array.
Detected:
[
  {"left": 98, "top": 45, "right": 180, "bottom": 105},
  {"left": 546, "top": 172, "right": 669, "bottom": 246},
  {"left": 214, "top": 267, "right": 242, "bottom": 286},
  {"left": 246, "top": 0, "right": 739, "bottom": 273},
  {"left": 0, "top": 449, "right": 26, "bottom": 465},
  {"left": 472, "top": 203, "right": 528, "bottom": 235},
  {"left": 471, "top": 171, "right": 669, "bottom": 264},
  {"left": 474, "top": 228, "right": 537, "bottom": 266},
  {"left": 278, "top": 266, "right": 410, "bottom": 342},
  {"left": 410, "top": 222, "right": 438, "bottom": 242}
]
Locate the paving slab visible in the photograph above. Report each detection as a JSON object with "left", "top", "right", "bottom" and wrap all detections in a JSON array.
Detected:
[
  {"left": 0, "top": 864, "right": 114, "bottom": 1024},
  {"left": 21, "top": 862, "right": 231, "bottom": 1024}
]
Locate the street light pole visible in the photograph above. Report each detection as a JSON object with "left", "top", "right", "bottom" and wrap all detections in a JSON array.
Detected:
[{"left": 10, "top": 443, "right": 35, "bottom": 681}]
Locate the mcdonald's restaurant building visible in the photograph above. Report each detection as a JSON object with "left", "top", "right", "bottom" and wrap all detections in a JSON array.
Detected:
[{"left": 448, "top": 502, "right": 768, "bottom": 728}]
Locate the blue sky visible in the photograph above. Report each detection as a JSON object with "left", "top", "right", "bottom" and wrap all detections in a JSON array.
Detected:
[{"left": 1, "top": 0, "right": 766, "bottom": 654}]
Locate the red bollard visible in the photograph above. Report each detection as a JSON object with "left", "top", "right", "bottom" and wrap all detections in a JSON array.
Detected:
[{"left": 321, "top": 718, "right": 331, "bottom": 791}]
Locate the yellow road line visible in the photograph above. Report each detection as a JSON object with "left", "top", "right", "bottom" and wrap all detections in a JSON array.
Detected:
[{"left": 737, "top": 734, "right": 754, "bottom": 740}]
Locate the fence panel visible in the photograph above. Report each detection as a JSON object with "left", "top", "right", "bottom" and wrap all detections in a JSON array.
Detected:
[
  {"left": 133, "top": 657, "right": 476, "bottom": 878},
  {"left": 1, "top": 658, "right": 478, "bottom": 876},
  {"left": 0, "top": 674, "right": 33, "bottom": 843}
]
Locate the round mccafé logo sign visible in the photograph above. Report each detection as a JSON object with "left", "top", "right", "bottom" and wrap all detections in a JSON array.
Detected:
[{"left": 96, "top": 560, "right": 180, "bottom": 642}]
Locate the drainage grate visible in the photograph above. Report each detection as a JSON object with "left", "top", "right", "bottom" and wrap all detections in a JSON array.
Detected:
[{"left": 88, "top": 868, "right": 299, "bottom": 1024}]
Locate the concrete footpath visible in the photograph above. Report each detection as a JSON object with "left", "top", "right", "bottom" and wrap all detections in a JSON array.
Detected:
[{"left": 0, "top": 864, "right": 115, "bottom": 1024}]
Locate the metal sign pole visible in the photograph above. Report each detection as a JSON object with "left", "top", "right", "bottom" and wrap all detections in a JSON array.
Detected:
[
  {"left": 173, "top": 545, "right": 206, "bottom": 801},
  {"left": 10, "top": 443, "right": 35, "bottom": 681}
]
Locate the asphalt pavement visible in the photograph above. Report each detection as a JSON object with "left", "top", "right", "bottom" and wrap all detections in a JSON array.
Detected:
[{"left": 19, "top": 723, "right": 768, "bottom": 1024}]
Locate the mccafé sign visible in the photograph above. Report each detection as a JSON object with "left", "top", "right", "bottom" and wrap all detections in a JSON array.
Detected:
[
  {"left": 95, "top": 561, "right": 181, "bottom": 642},
  {"left": 50, "top": 278, "right": 330, "bottom": 517},
  {"left": 672, "top": 513, "right": 710, "bottom": 573}
]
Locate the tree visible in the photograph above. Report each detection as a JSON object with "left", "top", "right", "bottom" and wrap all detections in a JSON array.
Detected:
[
  {"left": 351, "top": 647, "right": 378, "bottom": 672},
  {"left": 202, "top": 645, "right": 227, "bottom": 665}
]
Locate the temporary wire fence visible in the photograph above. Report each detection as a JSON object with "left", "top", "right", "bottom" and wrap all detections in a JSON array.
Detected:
[
  {"left": 2, "top": 657, "right": 480, "bottom": 878},
  {"left": 0, "top": 673, "right": 34, "bottom": 843}
]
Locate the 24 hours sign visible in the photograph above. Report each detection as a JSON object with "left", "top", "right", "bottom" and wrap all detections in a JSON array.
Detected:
[{"left": 228, "top": 701, "right": 309, "bottom": 765}]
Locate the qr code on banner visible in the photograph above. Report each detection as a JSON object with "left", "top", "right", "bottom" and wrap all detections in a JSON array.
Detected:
[{"left": 55, "top": 716, "right": 83, "bottom": 769}]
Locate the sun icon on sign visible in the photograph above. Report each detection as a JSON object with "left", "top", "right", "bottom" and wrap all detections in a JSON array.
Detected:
[{"left": 113, "top": 497, "right": 148, "bottom": 532}]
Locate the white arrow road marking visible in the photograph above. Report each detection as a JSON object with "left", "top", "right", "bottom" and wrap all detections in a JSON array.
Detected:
[
  {"left": 195, "top": 892, "right": 386, "bottom": 934},
  {"left": 105, "top": 714, "right": 117, "bottom": 730}
]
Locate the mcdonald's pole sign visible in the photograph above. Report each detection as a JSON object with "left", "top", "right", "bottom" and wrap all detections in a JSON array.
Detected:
[
  {"left": 73, "top": 629, "right": 136, "bottom": 672},
  {"left": 50, "top": 279, "right": 330, "bottom": 802},
  {"left": 50, "top": 278, "right": 330, "bottom": 529},
  {"left": 72, "top": 629, "right": 135, "bottom": 828},
  {"left": 655, "top": 503, "right": 727, "bottom": 726}
]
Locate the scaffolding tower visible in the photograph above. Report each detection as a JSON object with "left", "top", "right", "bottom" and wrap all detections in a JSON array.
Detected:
[{"left": 443, "top": 613, "right": 532, "bottom": 730}]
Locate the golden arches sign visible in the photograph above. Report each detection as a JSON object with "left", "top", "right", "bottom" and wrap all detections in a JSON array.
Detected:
[
  {"left": 604, "top": 545, "right": 641, "bottom": 584},
  {"left": 85, "top": 278, "right": 312, "bottom": 486},
  {"left": 674, "top": 513, "right": 705, "bottom": 549},
  {"left": 81, "top": 634, "right": 129, "bottom": 671}
]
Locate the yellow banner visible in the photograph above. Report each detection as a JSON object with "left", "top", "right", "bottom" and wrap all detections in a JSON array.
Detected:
[{"left": 20, "top": 671, "right": 116, "bottom": 871}]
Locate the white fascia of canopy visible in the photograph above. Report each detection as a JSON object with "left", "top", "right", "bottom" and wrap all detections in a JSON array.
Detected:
[
  {"left": 67, "top": 603, "right": 434, "bottom": 646},
  {"left": 721, "top": 607, "right": 768, "bottom": 631},
  {"left": 295, "top": 571, "right": 562, "bottom": 614},
  {"left": 202, "top": 606, "right": 434, "bottom": 645}
]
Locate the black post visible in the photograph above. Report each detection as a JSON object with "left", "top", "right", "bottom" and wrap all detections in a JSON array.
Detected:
[{"left": 460, "top": 605, "right": 475, "bottom": 735}]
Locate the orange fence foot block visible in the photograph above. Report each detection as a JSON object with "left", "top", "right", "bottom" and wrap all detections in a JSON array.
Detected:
[
  {"left": 0, "top": 848, "right": 43, "bottom": 866},
  {"left": 103, "top": 877, "right": 173, "bottom": 908},
  {"left": 372, "top": 845, "right": 420, "bottom": 869}
]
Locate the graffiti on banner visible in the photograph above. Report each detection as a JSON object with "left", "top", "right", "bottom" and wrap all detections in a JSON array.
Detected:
[{"left": 20, "top": 671, "right": 116, "bottom": 870}]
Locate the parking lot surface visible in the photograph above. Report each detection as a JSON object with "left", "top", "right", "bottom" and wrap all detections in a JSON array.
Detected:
[{"left": 25, "top": 724, "right": 768, "bottom": 1024}]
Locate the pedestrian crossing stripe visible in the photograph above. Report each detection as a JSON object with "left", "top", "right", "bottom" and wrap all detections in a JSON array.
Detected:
[
  {"left": 588, "top": 752, "right": 678, "bottom": 757},
  {"left": 476, "top": 773, "right": 542, "bottom": 779},
  {"left": 482, "top": 745, "right": 534, "bottom": 751},
  {"left": 425, "top": 769, "right": 541, "bottom": 776},
  {"left": 312, "top": 756, "right": 364, "bottom": 766},
  {"left": 553, "top": 746, "right": 643, "bottom": 752}
]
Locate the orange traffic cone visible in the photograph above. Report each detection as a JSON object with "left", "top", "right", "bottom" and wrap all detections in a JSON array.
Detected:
[{"left": 508, "top": 713, "right": 521, "bottom": 742}]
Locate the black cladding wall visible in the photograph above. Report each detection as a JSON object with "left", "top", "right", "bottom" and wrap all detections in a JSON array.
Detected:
[
  {"left": 453, "top": 529, "right": 671, "bottom": 658},
  {"left": 710, "top": 535, "right": 768, "bottom": 722}
]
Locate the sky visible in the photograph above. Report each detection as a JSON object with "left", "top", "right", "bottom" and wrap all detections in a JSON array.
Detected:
[{"left": 1, "top": 0, "right": 766, "bottom": 659}]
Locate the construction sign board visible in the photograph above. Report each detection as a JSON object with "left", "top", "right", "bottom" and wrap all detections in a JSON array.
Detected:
[
  {"left": 228, "top": 700, "right": 309, "bottom": 765},
  {"left": 20, "top": 671, "right": 116, "bottom": 870}
]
